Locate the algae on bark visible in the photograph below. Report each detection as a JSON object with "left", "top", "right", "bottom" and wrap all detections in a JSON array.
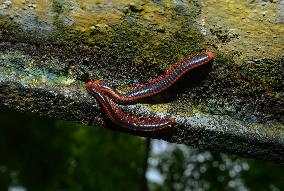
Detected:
[{"left": 0, "top": 0, "right": 283, "bottom": 162}]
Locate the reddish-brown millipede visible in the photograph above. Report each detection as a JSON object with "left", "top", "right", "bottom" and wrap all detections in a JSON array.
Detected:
[
  {"left": 86, "top": 80, "right": 175, "bottom": 131},
  {"left": 86, "top": 52, "right": 214, "bottom": 131},
  {"left": 95, "top": 52, "right": 214, "bottom": 103}
]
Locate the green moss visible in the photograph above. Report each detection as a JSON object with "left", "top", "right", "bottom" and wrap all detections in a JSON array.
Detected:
[
  {"left": 204, "top": 0, "right": 284, "bottom": 60},
  {"left": 192, "top": 50, "right": 283, "bottom": 125},
  {"left": 1, "top": 0, "right": 205, "bottom": 69},
  {"left": 1, "top": 0, "right": 282, "bottom": 127},
  {"left": 129, "top": 3, "right": 144, "bottom": 13},
  {"left": 80, "top": 4, "right": 204, "bottom": 69},
  {"left": 51, "top": 0, "right": 66, "bottom": 15},
  {"left": 0, "top": 17, "right": 20, "bottom": 32}
]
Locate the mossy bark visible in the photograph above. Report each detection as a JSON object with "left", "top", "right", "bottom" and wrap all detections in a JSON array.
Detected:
[{"left": 0, "top": 0, "right": 283, "bottom": 163}]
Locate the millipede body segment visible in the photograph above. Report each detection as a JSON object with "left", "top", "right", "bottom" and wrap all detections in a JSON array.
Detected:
[
  {"left": 95, "top": 52, "right": 214, "bottom": 103},
  {"left": 86, "top": 81, "right": 175, "bottom": 131},
  {"left": 86, "top": 51, "right": 214, "bottom": 132}
]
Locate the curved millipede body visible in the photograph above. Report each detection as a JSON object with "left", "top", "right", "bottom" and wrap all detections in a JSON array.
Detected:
[
  {"left": 86, "top": 81, "right": 175, "bottom": 131},
  {"left": 94, "top": 52, "right": 214, "bottom": 103}
]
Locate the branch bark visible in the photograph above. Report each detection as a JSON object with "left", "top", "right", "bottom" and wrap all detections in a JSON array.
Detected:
[{"left": 0, "top": 0, "right": 283, "bottom": 163}]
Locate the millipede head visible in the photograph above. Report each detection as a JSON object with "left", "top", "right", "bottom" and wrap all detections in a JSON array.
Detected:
[
  {"left": 206, "top": 51, "right": 214, "bottom": 60},
  {"left": 86, "top": 79, "right": 95, "bottom": 89},
  {"left": 170, "top": 118, "right": 176, "bottom": 124}
]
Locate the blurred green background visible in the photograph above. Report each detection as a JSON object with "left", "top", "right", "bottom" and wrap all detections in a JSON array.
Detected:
[{"left": 0, "top": 109, "right": 283, "bottom": 191}]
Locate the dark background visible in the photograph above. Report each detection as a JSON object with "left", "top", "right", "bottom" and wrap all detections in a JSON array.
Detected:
[{"left": 0, "top": 109, "right": 283, "bottom": 191}]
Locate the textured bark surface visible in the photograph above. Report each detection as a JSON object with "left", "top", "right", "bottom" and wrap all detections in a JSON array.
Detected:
[{"left": 0, "top": 0, "right": 283, "bottom": 163}]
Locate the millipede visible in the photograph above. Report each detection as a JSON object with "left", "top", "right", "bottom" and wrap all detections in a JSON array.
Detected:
[
  {"left": 86, "top": 80, "right": 175, "bottom": 131},
  {"left": 86, "top": 51, "right": 214, "bottom": 131},
  {"left": 94, "top": 52, "right": 214, "bottom": 103}
]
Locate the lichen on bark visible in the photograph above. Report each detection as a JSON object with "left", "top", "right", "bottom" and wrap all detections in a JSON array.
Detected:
[{"left": 0, "top": 0, "right": 283, "bottom": 162}]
